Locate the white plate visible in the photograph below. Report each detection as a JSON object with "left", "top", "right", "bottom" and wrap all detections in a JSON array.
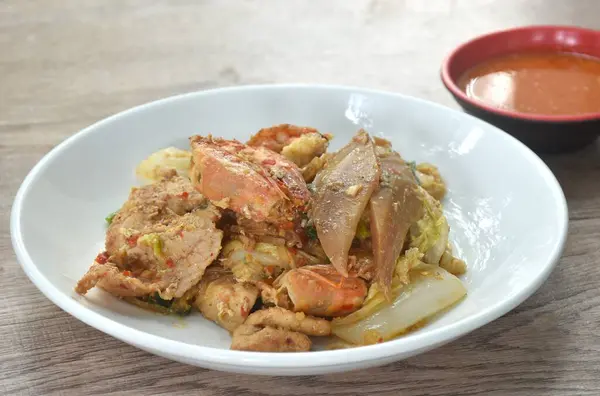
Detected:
[{"left": 11, "top": 85, "right": 568, "bottom": 375}]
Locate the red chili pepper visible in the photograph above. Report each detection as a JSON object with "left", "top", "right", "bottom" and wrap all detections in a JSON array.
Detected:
[
  {"left": 178, "top": 191, "right": 189, "bottom": 199},
  {"left": 95, "top": 251, "right": 109, "bottom": 264},
  {"left": 281, "top": 221, "right": 294, "bottom": 230},
  {"left": 262, "top": 158, "right": 276, "bottom": 166},
  {"left": 122, "top": 270, "right": 132, "bottom": 276},
  {"left": 264, "top": 265, "right": 275, "bottom": 275},
  {"left": 166, "top": 258, "right": 174, "bottom": 268},
  {"left": 126, "top": 235, "right": 139, "bottom": 247}
]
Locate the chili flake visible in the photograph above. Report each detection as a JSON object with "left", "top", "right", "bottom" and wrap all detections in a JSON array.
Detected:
[
  {"left": 95, "top": 251, "right": 110, "bottom": 264},
  {"left": 126, "top": 235, "right": 139, "bottom": 247}
]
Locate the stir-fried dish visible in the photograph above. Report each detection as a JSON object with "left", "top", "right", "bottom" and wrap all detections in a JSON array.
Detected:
[{"left": 76, "top": 124, "right": 467, "bottom": 352}]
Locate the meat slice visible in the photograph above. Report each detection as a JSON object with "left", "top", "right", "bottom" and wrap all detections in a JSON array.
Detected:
[
  {"left": 194, "top": 267, "right": 259, "bottom": 332},
  {"left": 76, "top": 175, "right": 223, "bottom": 300},
  {"left": 369, "top": 152, "right": 423, "bottom": 299},
  {"left": 311, "top": 130, "right": 381, "bottom": 276},
  {"left": 229, "top": 306, "right": 331, "bottom": 352},
  {"left": 231, "top": 325, "right": 311, "bottom": 352},
  {"left": 244, "top": 307, "right": 331, "bottom": 336},
  {"left": 75, "top": 261, "right": 161, "bottom": 297}
]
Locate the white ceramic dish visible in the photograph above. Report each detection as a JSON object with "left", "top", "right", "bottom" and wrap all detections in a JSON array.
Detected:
[{"left": 11, "top": 85, "right": 568, "bottom": 375}]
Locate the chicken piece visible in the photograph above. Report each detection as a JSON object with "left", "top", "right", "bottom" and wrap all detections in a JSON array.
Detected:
[
  {"left": 416, "top": 163, "right": 447, "bottom": 201},
  {"left": 135, "top": 147, "right": 192, "bottom": 183},
  {"left": 311, "top": 130, "right": 381, "bottom": 276},
  {"left": 190, "top": 135, "right": 310, "bottom": 226},
  {"left": 194, "top": 267, "right": 259, "bottom": 332},
  {"left": 370, "top": 151, "right": 423, "bottom": 299},
  {"left": 76, "top": 175, "right": 223, "bottom": 300},
  {"left": 244, "top": 307, "right": 331, "bottom": 336},
  {"left": 439, "top": 244, "right": 467, "bottom": 276},
  {"left": 231, "top": 324, "right": 311, "bottom": 352},
  {"left": 275, "top": 265, "right": 368, "bottom": 317}
]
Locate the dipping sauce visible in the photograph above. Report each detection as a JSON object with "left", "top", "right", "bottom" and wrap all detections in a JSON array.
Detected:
[{"left": 458, "top": 52, "right": 600, "bottom": 116}]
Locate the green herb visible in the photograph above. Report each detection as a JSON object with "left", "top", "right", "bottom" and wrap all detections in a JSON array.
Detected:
[
  {"left": 138, "top": 233, "right": 164, "bottom": 258},
  {"left": 136, "top": 293, "right": 193, "bottom": 316},
  {"left": 355, "top": 220, "right": 371, "bottom": 240},
  {"left": 305, "top": 225, "right": 318, "bottom": 240},
  {"left": 407, "top": 161, "right": 421, "bottom": 185},
  {"left": 147, "top": 292, "right": 172, "bottom": 308},
  {"left": 105, "top": 211, "right": 117, "bottom": 224}
]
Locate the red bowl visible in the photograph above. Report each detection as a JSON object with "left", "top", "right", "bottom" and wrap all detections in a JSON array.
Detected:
[{"left": 441, "top": 25, "right": 600, "bottom": 153}]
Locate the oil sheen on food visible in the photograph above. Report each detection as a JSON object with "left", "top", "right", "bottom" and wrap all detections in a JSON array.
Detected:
[{"left": 458, "top": 52, "right": 600, "bottom": 115}]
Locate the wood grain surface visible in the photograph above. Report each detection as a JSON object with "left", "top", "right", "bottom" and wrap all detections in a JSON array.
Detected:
[{"left": 2, "top": 1, "right": 600, "bottom": 395}]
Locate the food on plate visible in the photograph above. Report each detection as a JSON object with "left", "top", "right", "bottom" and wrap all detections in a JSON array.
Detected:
[{"left": 76, "top": 124, "right": 467, "bottom": 352}]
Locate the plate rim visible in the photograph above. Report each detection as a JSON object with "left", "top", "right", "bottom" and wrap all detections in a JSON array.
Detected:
[{"left": 10, "top": 83, "right": 569, "bottom": 370}]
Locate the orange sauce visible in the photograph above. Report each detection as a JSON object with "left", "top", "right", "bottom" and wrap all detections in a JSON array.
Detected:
[{"left": 458, "top": 52, "right": 600, "bottom": 115}]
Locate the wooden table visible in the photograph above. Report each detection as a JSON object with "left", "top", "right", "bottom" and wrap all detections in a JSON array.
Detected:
[{"left": 2, "top": 1, "right": 600, "bottom": 395}]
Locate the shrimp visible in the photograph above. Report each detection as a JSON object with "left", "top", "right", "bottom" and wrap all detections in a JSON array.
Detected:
[
  {"left": 247, "top": 124, "right": 331, "bottom": 170},
  {"left": 275, "top": 265, "right": 368, "bottom": 317},
  {"left": 189, "top": 135, "right": 310, "bottom": 226}
]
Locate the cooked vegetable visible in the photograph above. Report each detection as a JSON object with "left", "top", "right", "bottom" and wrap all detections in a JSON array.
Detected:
[
  {"left": 331, "top": 264, "right": 466, "bottom": 344},
  {"left": 136, "top": 147, "right": 192, "bottom": 182},
  {"left": 138, "top": 233, "right": 164, "bottom": 259},
  {"left": 416, "top": 163, "right": 446, "bottom": 201},
  {"left": 355, "top": 220, "right": 371, "bottom": 240},
  {"left": 127, "top": 291, "right": 194, "bottom": 316},
  {"left": 407, "top": 161, "right": 420, "bottom": 184},
  {"left": 105, "top": 211, "right": 117, "bottom": 224},
  {"left": 305, "top": 225, "right": 318, "bottom": 240},
  {"left": 334, "top": 248, "right": 424, "bottom": 325},
  {"left": 409, "top": 187, "right": 449, "bottom": 264}
]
